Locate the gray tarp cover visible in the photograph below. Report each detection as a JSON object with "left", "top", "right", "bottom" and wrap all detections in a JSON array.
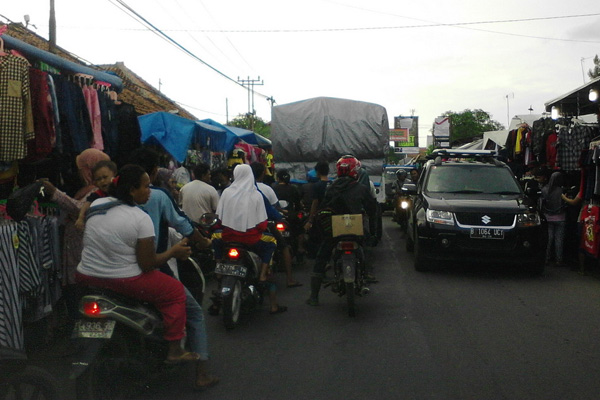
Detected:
[{"left": 271, "top": 97, "right": 389, "bottom": 179}]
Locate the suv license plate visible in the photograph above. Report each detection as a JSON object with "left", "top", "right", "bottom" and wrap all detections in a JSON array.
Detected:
[
  {"left": 470, "top": 228, "right": 504, "bottom": 239},
  {"left": 215, "top": 263, "right": 247, "bottom": 277},
  {"left": 72, "top": 320, "right": 116, "bottom": 339}
]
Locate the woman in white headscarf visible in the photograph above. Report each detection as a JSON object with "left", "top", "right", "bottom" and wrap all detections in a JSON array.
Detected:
[{"left": 214, "top": 164, "right": 287, "bottom": 314}]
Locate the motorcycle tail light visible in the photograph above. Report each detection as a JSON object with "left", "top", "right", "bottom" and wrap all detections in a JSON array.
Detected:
[
  {"left": 276, "top": 223, "right": 285, "bottom": 232},
  {"left": 337, "top": 241, "right": 358, "bottom": 251},
  {"left": 297, "top": 211, "right": 305, "bottom": 220},
  {"left": 83, "top": 301, "right": 102, "bottom": 317},
  {"left": 228, "top": 248, "right": 240, "bottom": 259}
]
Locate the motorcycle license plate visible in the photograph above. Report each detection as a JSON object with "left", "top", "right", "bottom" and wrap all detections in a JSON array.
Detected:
[
  {"left": 215, "top": 263, "right": 247, "bottom": 277},
  {"left": 72, "top": 320, "right": 116, "bottom": 339},
  {"left": 282, "top": 231, "right": 290, "bottom": 237}
]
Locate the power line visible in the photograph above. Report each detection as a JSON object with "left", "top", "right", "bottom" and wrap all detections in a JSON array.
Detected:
[
  {"left": 108, "top": 0, "right": 269, "bottom": 100},
  {"left": 113, "top": 11, "right": 597, "bottom": 44}
]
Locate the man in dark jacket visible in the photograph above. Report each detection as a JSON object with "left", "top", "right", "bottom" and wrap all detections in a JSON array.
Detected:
[{"left": 306, "top": 155, "right": 376, "bottom": 306}]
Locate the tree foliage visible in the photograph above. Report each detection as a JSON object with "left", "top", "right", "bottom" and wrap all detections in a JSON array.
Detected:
[
  {"left": 588, "top": 54, "right": 600, "bottom": 80},
  {"left": 228, "top": 113, "right": 271, "bottom": 138},
  {"left": 442, "top": 109, "right": 504, "bottom": 145}
]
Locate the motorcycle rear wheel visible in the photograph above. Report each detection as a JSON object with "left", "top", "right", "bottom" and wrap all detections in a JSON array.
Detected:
[
  {"left": 222, "top": 278, "right": 242, "bottom": 330},
  {"left": 346, "top": 282, "right": 356, "bottom": 317},
  {"left": 75, "top": 331, "right": 139, "bottom": 400}
]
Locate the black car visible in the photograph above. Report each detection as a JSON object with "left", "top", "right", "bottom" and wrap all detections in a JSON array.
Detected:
[{"left": 405, "top": 149, "right": 546, "bottom": 274}]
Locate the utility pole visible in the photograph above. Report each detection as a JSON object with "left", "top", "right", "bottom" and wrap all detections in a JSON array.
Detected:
[
  {"left": 237, "top": 76, "right": 263, "bottom": 131},
  {"left": 49, "top": 0, "right": 56, "bottom": 53}
]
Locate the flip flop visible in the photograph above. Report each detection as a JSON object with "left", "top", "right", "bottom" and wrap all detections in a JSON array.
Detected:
[
  {"left": 270, "top": 305, "right": 288, "bottom": 314},
  {"left": 287, "top": 282, "right": 303, "bottom": 288},
  {"left": 165, "top": 351, "right": 200, "bottom": 364}
]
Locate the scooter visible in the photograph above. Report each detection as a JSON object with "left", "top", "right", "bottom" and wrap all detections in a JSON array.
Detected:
[
  {"left": 70, "top": 287, "right": 175, "bottom": 399},
  {"left": 0, "top": 346, "right": 60, "bottom": 400},
  {"left": 200, "top": 213, "right": 264, "bottom": 330},
  {"left": 70, "top": 254, "right": 207, "bottom": 399}
]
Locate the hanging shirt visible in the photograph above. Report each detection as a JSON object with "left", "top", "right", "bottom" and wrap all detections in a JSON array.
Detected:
[
  {"left": 0, "top": 54, "right": 35, "bottom": 162},
  {"left": 83, "top": 85, "right": 103, "bottom": 150},
  {"left": 581, "top": 205, "right": 600, "bottom": 258}
]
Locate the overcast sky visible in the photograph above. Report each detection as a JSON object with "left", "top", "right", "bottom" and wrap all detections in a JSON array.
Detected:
[{"left": 2, "top": 0, "right": 600, "bottom": 144}]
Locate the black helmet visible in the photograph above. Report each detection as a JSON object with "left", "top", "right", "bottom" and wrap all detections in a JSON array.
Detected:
[{"left": 276, "top": 169, "right": 291, "bottom": 184}]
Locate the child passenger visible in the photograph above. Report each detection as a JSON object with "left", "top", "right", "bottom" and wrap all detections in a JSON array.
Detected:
[{"left": 75, "top": 160, "right": 118, "bottom": 230}]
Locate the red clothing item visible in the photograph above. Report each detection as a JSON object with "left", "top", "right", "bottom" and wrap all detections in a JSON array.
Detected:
[
  {"left": 222, "top": 220, "right": 268, "bottom": 245},
  {"left": 581, "top": 205, "right": 600, "bottom": 257},
  {"left": 75, "top": 270, "right": 186, "bottom": 341},
  {"left": 546, "top": 132, "right": 558, "bottom": 169}
]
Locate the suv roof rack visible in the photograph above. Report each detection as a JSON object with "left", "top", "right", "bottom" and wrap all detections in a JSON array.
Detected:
[
  {"left": 430, "top": 149, "right": 496, "bottom": 158},
  {"left": 429, "top": 149, "right": 503, "bottom": 166}
]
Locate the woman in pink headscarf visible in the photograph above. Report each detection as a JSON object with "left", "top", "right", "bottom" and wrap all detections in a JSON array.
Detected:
[{"left": 42, "top": 149, "right": 111, "bottom": 318}]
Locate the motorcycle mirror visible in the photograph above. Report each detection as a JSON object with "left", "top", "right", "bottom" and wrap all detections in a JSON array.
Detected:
[
  {"left": 199, "top": 213, "right": 219, "bottom": 228},
  {"left": 401, "top": 183, "right": 417, "bottom": 195}
]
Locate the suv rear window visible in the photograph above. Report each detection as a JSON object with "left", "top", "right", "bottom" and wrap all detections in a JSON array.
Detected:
[{"left": 425, "top": 164, "right": 522, "bottom": 194}]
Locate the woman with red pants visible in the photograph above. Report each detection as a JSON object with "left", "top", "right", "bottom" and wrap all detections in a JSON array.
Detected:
[{"left": 75, "top": 164, "right": 197, "bottom": 363}]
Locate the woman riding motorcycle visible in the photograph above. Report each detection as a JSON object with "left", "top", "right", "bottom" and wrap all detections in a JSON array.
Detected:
[
  {"left": 75, "top": 164, "right": 198, "bottom": 364},
  {"left": 212, "top": 164, "right": 287, "bottom": 314}
]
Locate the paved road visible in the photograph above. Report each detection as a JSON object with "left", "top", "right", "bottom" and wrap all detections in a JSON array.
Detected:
[{"left": 37, "top": 215, "right": 600, "bottom": 399}]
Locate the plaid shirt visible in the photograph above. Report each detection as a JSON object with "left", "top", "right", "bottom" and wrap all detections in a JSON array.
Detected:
[
  {"left": 0, "top": 54, "right": 34, "bottom": 162},
  {"left": 557, "top": 125, "right": 595, "bottom": 172}
]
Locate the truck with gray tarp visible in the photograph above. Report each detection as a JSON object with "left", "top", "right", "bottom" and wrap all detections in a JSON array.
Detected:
[{"left": 271, "top": 96, "right": 389, "bottom": 181}]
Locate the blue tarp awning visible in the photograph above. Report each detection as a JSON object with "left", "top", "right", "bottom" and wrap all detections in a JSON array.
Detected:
[
  {"left": 138, "top": 112, "right": 197, "bottom": 163},
  {"left": 226, "top": 126, "right": 272, "bottom": 148},
  {"left": 139, "top": 113, "right": 270, "bottom": 162}
]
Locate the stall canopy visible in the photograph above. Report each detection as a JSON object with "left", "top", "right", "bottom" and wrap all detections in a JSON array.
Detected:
[
  {"left": 545, "top": 76, "right": 600, "bottom": 116},
  {"left": 226, "top": 126, "right": 272, "bottom": 148},
  {"left": 139, "top": 113, "right": 270, "bottom": 162}
]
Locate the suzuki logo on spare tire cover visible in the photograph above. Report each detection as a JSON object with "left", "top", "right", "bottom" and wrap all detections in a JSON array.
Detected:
[{"left": 481, "top": 215, "right": 491, "bottom": 224}]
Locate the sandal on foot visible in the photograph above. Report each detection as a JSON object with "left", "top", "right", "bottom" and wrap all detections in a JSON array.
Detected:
[
  {"left": 165, "top": 351, "right": 201, "bottom": 364},
  {"left": 270, "top": 305, "right": 288, "bottom": 314},
  {"left": 194, "top": 375, "right": 220, "bottom": 390},
  {"left": 305, "top": 298, "right": 319, "bottom": 306}
]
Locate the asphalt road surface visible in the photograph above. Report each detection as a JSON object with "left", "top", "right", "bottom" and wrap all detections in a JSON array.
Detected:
[{"left": 40, "top": 215, "right": 600, "bottom": 400}]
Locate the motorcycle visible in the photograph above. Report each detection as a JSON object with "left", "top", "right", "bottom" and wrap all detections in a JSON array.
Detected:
[
  {"left": 273, "top": 200, "right": 308, "bottom": 263},
  {"left": 321, "top": 218, "right": 370, "bottom": 318},
  {"left": 70, "top": 287, "right": 179, "bottom": 399},
  {"left": 200, "top": 213, "right": 264, "bottom": 330},
  {"left": 0, "top": 346, "right": 60, "bottom": 400},
  {"left": 70, "top": 255, "right": 207, "bottom": 399},
  {"left": 392, "top": 186, "right": 413, "bottom": 232}
]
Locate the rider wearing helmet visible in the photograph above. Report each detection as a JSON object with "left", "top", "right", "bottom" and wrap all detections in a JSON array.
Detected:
[
  {"left": 393, "top": 169, "right": 408, "bottom": 194},
  {"left": 306, "top": 155, "right": 377, "bottom": 306}
]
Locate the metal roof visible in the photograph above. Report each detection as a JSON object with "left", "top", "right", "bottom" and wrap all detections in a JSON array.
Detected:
[{"left": 545, "top": 76, "right": 600, "bottom": 116}]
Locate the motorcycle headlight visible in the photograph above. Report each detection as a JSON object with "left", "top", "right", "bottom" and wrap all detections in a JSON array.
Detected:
[
  {"left": 517, "top": 212, "right": 541, "bottom": 227},
  {"left": 426, "top": 209, "right": 454, "bottom": 225},
  {"left": 400, "top": 200, "right": 410, "bottom": 209}
]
